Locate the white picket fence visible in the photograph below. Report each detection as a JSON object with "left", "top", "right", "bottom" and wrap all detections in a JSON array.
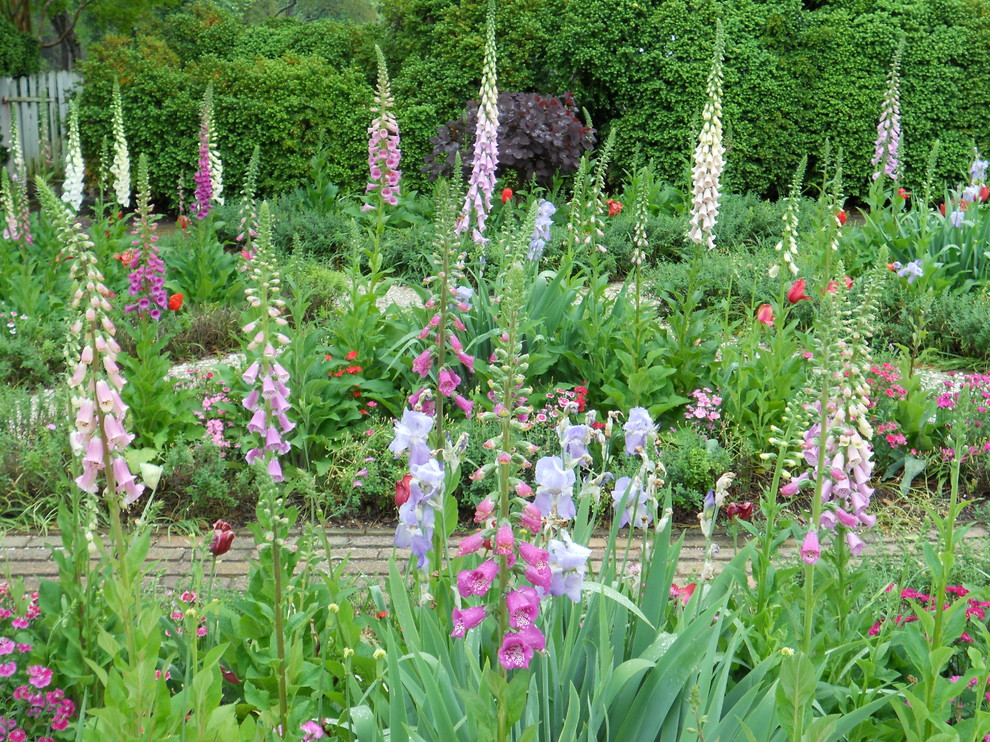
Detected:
[{"left": 1, "top": 71, "right": 81, "bottom": 175}]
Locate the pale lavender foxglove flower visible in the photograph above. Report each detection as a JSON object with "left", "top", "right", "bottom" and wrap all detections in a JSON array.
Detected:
[
  {"left": 871, "top": 45, "right": 902, "bottom": 181},
  {"left": 457, "top": 7, "right": 499, "bottom": 245}
]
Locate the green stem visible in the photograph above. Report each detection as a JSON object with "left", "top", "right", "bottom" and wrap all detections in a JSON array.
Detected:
[{"left": 271, "top": 524, "right": 290, "bottom": 737}]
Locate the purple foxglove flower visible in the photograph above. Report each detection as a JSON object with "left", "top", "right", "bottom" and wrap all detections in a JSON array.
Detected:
[
  {"left": 845, "top": 531, "right": 866, "bottom": 556},
  {"left": 800, "top": 530, "right": 820, "bottom": 565},
  {"left": 450, "top": 606, "right": 487, "bottom": 638},
  {"left": 438, "top": 367, "right": 461, "bottom": 397},
  {"left": 474, "top": 496, "right": 495, "bottom": 524},
  {"left": 389, "top": 408, "right": 434, "bottom": 465},
  {"left": 412, "top": 349, "right": 433, "bottom": 377},
  {"left": 518, "top": 541, "right": 549, "bottom": 570},
  {"left": 533, "top": 456, "right": 576, "bottom": 520},
  {"left": 623, "top": 407, "right": 655, "bottom": 455},
  {"left": 526, "top": 565, "right": 552, "bottom": 591},
  {"left": 506, "top": 587, "right": 541, "bottom": 629},
  {"left": 457, "top": 531, "right": 485, "bottom": 557},
  {"left": 498, "top": 631, "right": 535, "bottom": 670},
  {"left": 520, "top": 504, "right": 542, "bottom": 533},
  {"left": 457, "top": 559, "right": 499, "bottom": 598},
  {"left": 453, "top": 393, "right": 475, "bottom": 418},
  {"left": 268, "top": 458, "right": 283, "bottom": 482},
  {"left": 494, "top": 523, "right": 515, "bottom": 556},
  {"left": 819, "top": 511, "right": 836, "bottom": 530}
]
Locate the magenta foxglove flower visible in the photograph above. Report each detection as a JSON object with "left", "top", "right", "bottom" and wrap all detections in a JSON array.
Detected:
[
  {"left": 457, "top": 531, "right": 485, "bottom": 557},
  {"left": 494, "top": 522, "right": 515, "bottom": 555},
  {"left": 498, "top": 631, "right": 535, "bottom": 670},
  {"left": 450, "top": 606, "right": 487, "bottom": 638},
  {"left": 505, "top": 587, "right": 541, "bottom": 629},
  {"left": 438, "top": 367, "right": 461, "bottom": 397},
  {"left": 457, "top": 559, "right": 499, "bottom": 597},
  {"left": 124, "top": 156, "right": 167, "bottom": 318}
]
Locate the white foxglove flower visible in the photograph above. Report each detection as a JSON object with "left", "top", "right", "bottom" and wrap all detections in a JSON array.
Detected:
[
  {"left": 62, "top": 103, "right": 85, "bottom": 213},
  {"left": 110, "top": 82, "right": 131, "bottom": 208},
  {"left": 688, "top": 21, "right": 725, "bottom": 251}
]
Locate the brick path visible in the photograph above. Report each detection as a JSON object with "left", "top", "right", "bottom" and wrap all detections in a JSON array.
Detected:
[{"left": 1, "top": 526, "right": 987, "bottom": 591}]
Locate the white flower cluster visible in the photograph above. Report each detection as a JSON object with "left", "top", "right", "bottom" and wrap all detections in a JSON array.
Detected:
[
  {"left": 688, "top": 22, "right": 725, "bottom": 251},
  {"left": 110, "top": 82, "right": 131, "bottom": 208}
]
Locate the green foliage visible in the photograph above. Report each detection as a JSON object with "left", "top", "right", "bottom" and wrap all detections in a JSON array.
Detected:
[
  {"left": 77, "top": 31, "right": 373, "bottom": 206},
  {"left": 661, "top": 427, "right": 733, "bottom": 509},
  {"left": 0, "top": 18, "right": 40, "bottom": 76},
  {"left": 161, "top": 441, "right": 239, "bottom": 516}
]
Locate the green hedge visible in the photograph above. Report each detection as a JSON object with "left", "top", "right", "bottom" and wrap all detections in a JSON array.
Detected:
[
  {"left": 0, "top": 18, "right": 40, "bottom": 77},
  {"left": 382, "top": 0, "right": 990, "bottom": 198},
  {"left": 77, "top": 33, "right": 373, "bottom": 206}
]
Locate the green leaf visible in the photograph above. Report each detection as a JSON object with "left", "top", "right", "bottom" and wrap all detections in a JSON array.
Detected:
[
  {"left": 775, "top": 652, "right": 817, "bottom": 739},
  {"left": 581, "top": 581, "right": 655, "bottom": 629},
  {"left": 899, "top": 455, "right": 927, "bottom": 496}
]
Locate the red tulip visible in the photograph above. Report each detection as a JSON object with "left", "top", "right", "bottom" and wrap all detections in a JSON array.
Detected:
[
  {"left": 669, "top": 582, "right": 696, "bottom": 606},
  {"left": 177, "top": 214, "right": 190, "bottom": 230},
  {"left": 756, "top": 303, "right": 774, "bottom": 326},
  {"left": 209, "top": 520, "right": 235, "bottom": 556},
  {"left": 837, "top": 210, "right": 847, "bottom": 226},
  {"left": 501, "top": 188, "right": 513, "bottom": 204},
  {"left": 395, "top": 474, "right": 412, "bottom": 508},
  {"left": 897, "top": 188, "right": 910, "bottom": 200},
  {"left": 607, "top": 199, "right": 623, "bottom": 217},
  {"left": 939, "top": 202, "right": 946, "bottom": 216},
  {"left": 981, "top": 186, "right": 989, "bottom": 203},
  {"left": 726, "top": 501, "right": 754, "bottom": 522},
  {"left": 168, "top": 293, "right": 184, "bottom": 311},
  {"left": 787, "top": 278, "right": 810, "bottom": 303}
]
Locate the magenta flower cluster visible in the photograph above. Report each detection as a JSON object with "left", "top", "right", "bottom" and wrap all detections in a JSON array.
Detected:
[
  {"left": 193, "top": 112, "right": 213, "bottom": 220},
  {"left": 409, "top": 284, "right": 475, "bottom": 418},
  {"left": 0, "top": 582, "right": 75, "bottom": 740},
  {"left": 124, "top": 162, "right": 167, "bottom": 318}
]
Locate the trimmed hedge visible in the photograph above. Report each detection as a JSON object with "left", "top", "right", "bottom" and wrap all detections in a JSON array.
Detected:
[
  {"left": 382, "top": 0, "right": 990, "bottom": 198},
  {"left": 77, "top": 33, "right": 373, "bottom": 206}
]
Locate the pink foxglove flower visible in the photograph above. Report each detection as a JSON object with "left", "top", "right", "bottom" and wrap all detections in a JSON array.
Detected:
[
  {"left": 801, "top": 529, "right": 820, "bottom": 565},
  {"left": 241, "top": 204, "right": 293, "bottom": 481},
  {"left": 38, "top": 181, "right": 144, "bottom": 507},
  {"left": 450, "top": 606, "right": 487, "bottom": 638},
  {"left": 365, "top": 46, "right": 401, "bottom": 209}
]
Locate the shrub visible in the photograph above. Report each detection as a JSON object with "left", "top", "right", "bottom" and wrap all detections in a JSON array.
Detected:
[
  {"left": 424, "top": 91, "right": 596, "bottom": 187},
  {"left": 0, "top": 18, "right": 40, "bottom": 77},
  {"left": 77, "top": 35, "right": 373, "bottom": 206}
]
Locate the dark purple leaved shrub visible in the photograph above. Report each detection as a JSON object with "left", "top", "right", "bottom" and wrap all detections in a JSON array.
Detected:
[{"left": 424, "top": 92, "right": 596, "bottom": 187}]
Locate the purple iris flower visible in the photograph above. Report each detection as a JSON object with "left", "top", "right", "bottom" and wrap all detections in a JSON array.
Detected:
[
  {"left": 547, "top": 532, "right": 591, "bottom": 602},
  {"left": 612, "top": 476, "right": 653, "bottom": 529},
  {"left": 389, "top": 408, "right": 434, "bottom": 465},
  {"left": 533, "top": 456, "right": 576, "bottom": 520},
  {"left": 623, "top": 407, "right": 655, "bottom": 455}
]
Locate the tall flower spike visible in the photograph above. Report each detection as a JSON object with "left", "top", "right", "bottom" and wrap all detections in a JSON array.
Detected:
[
  {"left": 2, "top": 109, "right": 32, "bottom": 246},
  {"left": 564, "top": 130, "right": 614, "bottom": 257},
  {"left": 236, "top": 145, "right": 261, "bottom": 253},
  {"left": 110, "top": 82, "right": 131, "bottom": 208},
  {"left": 194, "top": 87, "right": 215, "bottom": 220},
  {"left": 631, "top": 188, "right": 649, "bottom": 267},
  {"left": 688, "top": 20, "right": 725, "bottom": 251},
  {"left": 37, "top": 179, "right": 144, "bottom": 507},
  {"left": 770, "top": 156, "right": 806, "bottom": 278},
  {"left": 124, "top": 155, "right": 167, "bottom": 319},
  {"left": 62, "top": 101, "right": 85, "bottom": 213},
  {"left": 457, "top": 0, "right": 499, "bottom": 245},
  {"left": 242, "top": 202, "right": 293, "bottom": 482},
  {"left": 871, "top": 42, "right": 902, "bottom": 182},
  {"left": 205, "top": 85, "right": 224, "bottom": 206},
  {"left": 364, "top": 46, "right": 401, "bottom": 209}
]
